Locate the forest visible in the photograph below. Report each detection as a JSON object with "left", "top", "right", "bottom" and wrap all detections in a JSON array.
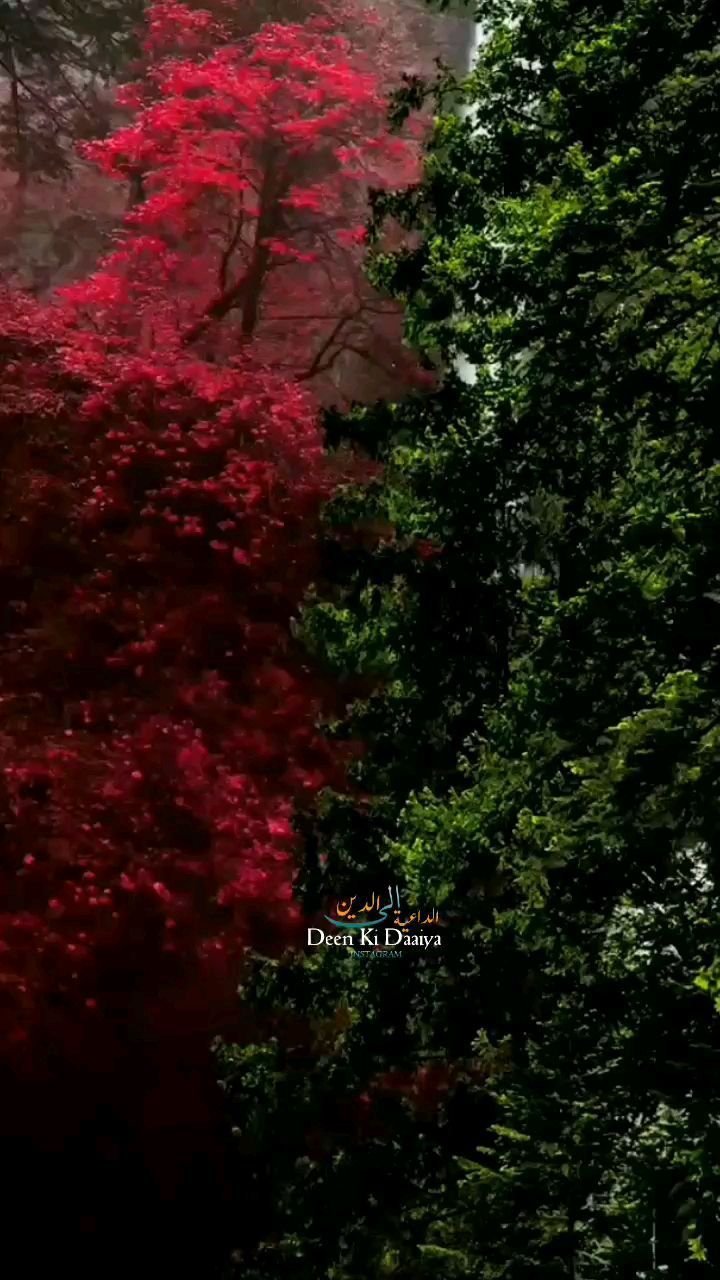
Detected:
[{"left": 0, "top": 1, "right": 719, "bottom": 1277}]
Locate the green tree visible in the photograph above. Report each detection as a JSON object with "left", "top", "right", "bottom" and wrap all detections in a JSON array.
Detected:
[
  {"left": 0, "top": 1, "right": 144, "bottom": 291},
  {"left": 0, "top": 0, "right": 143, "bottom": 184},
  {"left": 218, "top": 0, "right": 720, "bottom": 1276}
]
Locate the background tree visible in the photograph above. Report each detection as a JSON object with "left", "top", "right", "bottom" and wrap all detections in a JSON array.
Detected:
[
  {"left": 60, "top": 0, "right": 435, "bottom": 404},
  {"left": 0, "top": 0, "right": 143, "bottom": 287},
  {"left": 218, "top": 0, "right": 720, "bottom": 1276},
  {"left": 0, "top": 0, "right": 142, "bottom": 184}
]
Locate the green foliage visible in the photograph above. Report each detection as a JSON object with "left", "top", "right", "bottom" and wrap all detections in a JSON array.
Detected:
[
  {"left": 0, "top": 1, "right": 143, "bottom": 180},
  {"left": 218, "top": 1, "right": 720, "bottom": 1276}
]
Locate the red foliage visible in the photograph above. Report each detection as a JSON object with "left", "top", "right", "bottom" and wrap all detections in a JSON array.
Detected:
[
  {"left": 0, "top": 291, "right": 347, "bottom": 1040},
  {"left": 60, "top": 1, "right": 423, "bottom": 403}
]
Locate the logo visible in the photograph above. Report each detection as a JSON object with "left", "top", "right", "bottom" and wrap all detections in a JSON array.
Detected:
[{"left": 307, "top": 884, "right": 443, "bottom": 954}]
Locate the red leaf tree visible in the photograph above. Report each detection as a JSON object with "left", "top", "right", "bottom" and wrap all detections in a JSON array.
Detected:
[
  {"left": 61, "top": 0, "right": 423, "bottom": 403},
  {"left": 0, "top": 0, "right": 422, "bottom": 1045},
  {"left": 0, "top": 5, "right": 441, "bottom": 1269}
]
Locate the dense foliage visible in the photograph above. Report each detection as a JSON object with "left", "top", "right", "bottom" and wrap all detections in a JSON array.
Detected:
[
  {"left": 218, "top": 1, "right": 720, "bottom": 1276},
  {"left": 0, "top": 287, "right": 346, "bottom": 1042},
  {"left": 6, "top": 0, "right": 720, "bottom": 1276}
]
